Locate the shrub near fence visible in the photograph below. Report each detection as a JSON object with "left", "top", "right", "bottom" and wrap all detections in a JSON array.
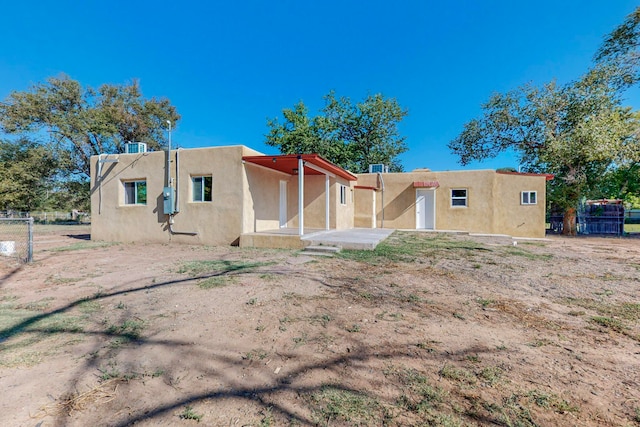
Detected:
[{"left": 0, "top": 217, "right": 33, "bottom": 263}]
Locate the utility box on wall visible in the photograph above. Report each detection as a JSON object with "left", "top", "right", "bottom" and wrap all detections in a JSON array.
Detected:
[{"left": 163, "top": 187, "right": 175, "bottom": 215}]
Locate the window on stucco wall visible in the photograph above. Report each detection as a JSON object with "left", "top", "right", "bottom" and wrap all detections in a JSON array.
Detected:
[
  {"left": 339, "top": 184, "right": 347, "bottom": 205},
  {"left": 451, "top": 188, "right": 467, "bottom": 207},
  {"left": 521, "top": 191, "right": 537, "bottom": 205},
  {"left": 192, "top": 176, "right": 213, "bottom": 202},
  {"left": 123, "top": 180, "right": 147, "bottom": 205}
]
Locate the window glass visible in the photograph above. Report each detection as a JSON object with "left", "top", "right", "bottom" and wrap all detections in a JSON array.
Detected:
[
  {"left": 451, "top": 189, "right": 467, "bottom": 207},
  {"left": 192, "top": 176, "right": 213, "bottom": 202},
  {"left": 339, "top": 185, "right": 347, "bottom": 205},
  {"left": 522, "top": 191, "right": 537, "bottom": 205},
  {"left": 124, "top": 181, "right": 146, "bottom": 205}
]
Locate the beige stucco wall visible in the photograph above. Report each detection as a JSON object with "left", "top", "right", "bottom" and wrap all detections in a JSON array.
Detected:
[
  {"left": 287, "top": 175, "right": 354, "bottom": 230},
  {"left": 91, "top": 145, "right": 355, "bottom": 246},
  {"left": 354, "top": 188, "right": 376, "bottom": 228},
  {"left": 433, "top": 170, "right": 496, "bottom": 233},
  {"left": 92, "top": 146, "right": 257, "bottom": 246},
  {"left": 243, "top": 159, "right": 287, "bottom": 233},
  {"left": 354, "top": 170, "right": 547, "bottom": 238},
  {"left": 493, "top": 173, "right": 547, "bottom": 238}
]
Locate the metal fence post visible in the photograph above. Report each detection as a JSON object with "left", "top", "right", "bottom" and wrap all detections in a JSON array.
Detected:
[{"left": 27, "top": 217, "right": 34, "bottom": 263}]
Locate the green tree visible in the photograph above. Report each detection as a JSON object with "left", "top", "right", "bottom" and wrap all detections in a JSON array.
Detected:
[
  {"left": 0, "top": 139, "right": 60, "bottom": 211},
  {"left": 591, "top": 163, "right": 640, "bottom": 208},
  {"left": 448, "top": 67, "right": 637, "bottom": 235},
  {"left": 266, "top": 91, "right": 408, "bottom": 173},
  {"left": 0, "top": 74, "right": 180, "bottom": 178},
  {"left": 595, "top": 6, "right": 640, "bottom": 89}
]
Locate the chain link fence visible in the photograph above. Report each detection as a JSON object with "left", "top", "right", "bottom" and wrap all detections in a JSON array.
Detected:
[{"left": 0, "top": 218, "right": 34, "bottom": 264}]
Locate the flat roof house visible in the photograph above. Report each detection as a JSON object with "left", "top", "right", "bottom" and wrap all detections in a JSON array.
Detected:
[{"left": 90, "top": 145, "right": 550, "bottom": 248}]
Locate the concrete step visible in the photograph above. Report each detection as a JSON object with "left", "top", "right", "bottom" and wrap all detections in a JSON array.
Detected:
[{"left": 303, "top": 245, "right": 341, "bottom": 256}]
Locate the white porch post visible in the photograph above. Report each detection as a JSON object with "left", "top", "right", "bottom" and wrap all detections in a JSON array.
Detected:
[
  {"left": 298, "top": 156, "right": 304, "bottom": 236},
  {"left": 325, "top": 174, "right": 330, "bottom": 230}
]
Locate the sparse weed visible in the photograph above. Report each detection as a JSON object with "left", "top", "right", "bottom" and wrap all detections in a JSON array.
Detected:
[
  {"left": 259, "top": 407, "right": 275, "bottom": 427},
  {"left": 22, "top": 298, "right": 54, "bottom": 311},
  {"left": 345, "top": 324, "right": 361, "bottom": 333},
  {"left": 151, "top": 368, "right": 165, "bottom": 378},
  {"left": 477, "top": 366, "right": 503, "bottom": 386},
  {"left": 106, "top": 319, "right": 144, "bottom": 340},
  {"left": 526, "top": 338, "right": 553, "bottom": 347},
  {"left": 503, "top": 247, "right": 553, "bottom": 260},
  {"left": 244, "top": 349, "right": 268, "bottom": 361},
  {"left": 98, "top": 362, "right": 121, "bottom": 381},
  {"left": 309, "top": 385, "right": 381, "bottom": 425},
  {"left": 591, "top": 316, "right": 626, "bottom": 333},
  {"left": 198, "top": 276, "right": 234, "bottom": 289},
  {"left": 309, "top": 314, "right": 332, "bottom": 327},
  {"left": 477, "top": 298, "right": 494, "bottom": 308},
  {"left": 178, "top": 259, "right": 273, "bottom": 276},
  {"left": 179, "top": 405, "right": 203, "bottom": 422},
  {"left": 416, "top": 341, "right": 438, "bottom": 352},
  {"left": 49, "top": 242, "right": 116, "bottom": 252},
  {"left": 292, "top": 333, "right": 308, "bottom": 348},
  {"left": 527, "top": 390, "right": 579, "bottom": 413},
  {"left": 439, "top": 364, "right": 476, "bottom": 384},
  {"left": 78, "top": 300, "right": 101, "bottom": 314},
  {"left": 339, "top": 231, "right": 490, "bottom": 264}
]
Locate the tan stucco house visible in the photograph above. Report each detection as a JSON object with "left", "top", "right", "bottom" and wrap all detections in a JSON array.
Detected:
[{"left": 90, "top": 145, "right": 550, "bottom": 249}]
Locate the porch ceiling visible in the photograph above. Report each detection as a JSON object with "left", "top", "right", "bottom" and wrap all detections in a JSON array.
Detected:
[{"left": 242, "top": 154, "right": 357, "bottom": 181}]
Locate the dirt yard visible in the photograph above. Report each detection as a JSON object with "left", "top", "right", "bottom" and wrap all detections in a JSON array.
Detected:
[{"left": 0, "top": 225, "right": 639, "bottom": 426}]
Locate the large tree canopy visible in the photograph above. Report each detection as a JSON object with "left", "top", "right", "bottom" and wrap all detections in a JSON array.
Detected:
[
  {"left": 266, "top": 91, "right": 408, "bottom": 173},
  {"left": 595, "top": 7, "right": 640, "bottom": 89},
  {"left": 0, "top": 75, "right": 180, "bottom": 178},
  {"left": 0, "top": 139, "right": 59, "bottom": 211},
  {"left": 449, "top": 10, "right": 640, "bottom": 234},
  {"left": 448, "top": 70, "right": 639, "bottom": 233}
]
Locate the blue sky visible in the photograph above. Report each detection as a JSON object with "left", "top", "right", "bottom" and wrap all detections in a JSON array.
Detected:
[{"left": 1, "top": 1, "right": 638, "bottom": 172}]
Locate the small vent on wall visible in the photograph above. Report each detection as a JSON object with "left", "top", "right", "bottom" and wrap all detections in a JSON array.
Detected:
[{"left": 124, "top": 142, "right": 147, "bottom": 154}]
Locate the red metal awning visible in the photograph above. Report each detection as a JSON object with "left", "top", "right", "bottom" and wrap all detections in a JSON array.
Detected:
[
  {"left": 242, "top": 154, "right": 357, "bottom": 181},
  {"left": 413, "top": 181, "right": 440, "bottom": 188}
]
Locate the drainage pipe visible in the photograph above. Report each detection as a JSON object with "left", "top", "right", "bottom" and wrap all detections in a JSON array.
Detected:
[
  {"left": 168, "top": 215, "right": 198, "bottom": 236},
  {"left": 166, "top": 120, "right": 172, "bottom": 188},
  {"left": 175, "top": 148, "right": 181, "bottom": 213},
  {"left": 377, "top": 172, "right": 385, "bottom": 228},
  {"left": 97, "top": 154, "right": 103, "bottom": 215},
  {"left": 165, "top": 125, "right": 197, "bottom": 236}
]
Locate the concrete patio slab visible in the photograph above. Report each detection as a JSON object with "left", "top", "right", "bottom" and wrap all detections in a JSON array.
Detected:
[{"left": 301, "top": 228, "right": 395, "bottom": 250}]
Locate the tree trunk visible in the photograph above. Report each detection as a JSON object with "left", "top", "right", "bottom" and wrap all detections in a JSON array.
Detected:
[{"left": 562, "top": 207, "right": 577, "bottom": 236}]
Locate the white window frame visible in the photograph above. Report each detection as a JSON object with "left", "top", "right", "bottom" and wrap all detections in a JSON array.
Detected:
[
  {"left": 123, "top": 180, "right": 147, "bottom": 205},
  {"left": 450, "top": 188, "right": 467, "bottom": 207},
  {"left": 521, "top": 191, "right": 537, "bottom": 205},
  {"left": 339, "top": 184, "right": 347, "bottom": 206},
  {"left": 192, "top": 175, "right": 213, "bottom": 202}
]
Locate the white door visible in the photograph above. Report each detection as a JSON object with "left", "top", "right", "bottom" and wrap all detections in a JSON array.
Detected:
[
  {"left": 416, "top": 189, "right": 435, "bottom": 229},
  {"left": 279, "top": 180, "right": 287, "bottom": 228}
]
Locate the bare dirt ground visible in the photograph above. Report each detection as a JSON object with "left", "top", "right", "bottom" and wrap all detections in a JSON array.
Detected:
[{"left": 0, "top": 225, "right": 639, "bottom": 427}]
